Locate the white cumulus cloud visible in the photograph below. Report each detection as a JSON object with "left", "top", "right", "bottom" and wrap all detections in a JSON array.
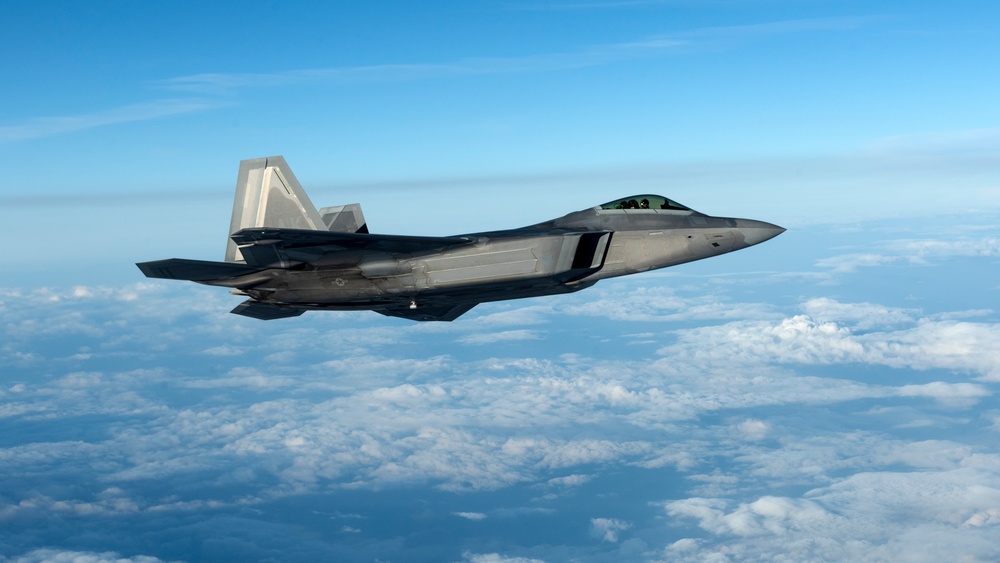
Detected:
[{"left": 590, "top": 517, "right": 632, "bottom": 542}]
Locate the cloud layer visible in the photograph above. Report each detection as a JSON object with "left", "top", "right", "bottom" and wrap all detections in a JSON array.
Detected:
[{"left": 2, "top": 216, "right": 999, "bottom": 561}]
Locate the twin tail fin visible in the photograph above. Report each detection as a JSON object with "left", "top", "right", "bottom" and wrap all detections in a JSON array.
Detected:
[{"left": 225, "top": 156, "right": 368, "bottom": 262}]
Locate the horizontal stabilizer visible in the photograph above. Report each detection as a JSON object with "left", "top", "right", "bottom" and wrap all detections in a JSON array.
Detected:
[
  {"left": 137, "top": 259, "right": 261, "bottom": 281},
  {"left": 375, "top": 303, "right": 477, "bottom": 322},
  {"left": 232, "top": 228, "right": 475, "bottom": 253},
  {"left": 231, "top": 300, "right": 305, "bottom": 320}
]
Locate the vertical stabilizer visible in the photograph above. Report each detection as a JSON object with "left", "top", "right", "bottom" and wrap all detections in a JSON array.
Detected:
[{"left": 225, "top": 156, "right": 326, "bottom": 263}]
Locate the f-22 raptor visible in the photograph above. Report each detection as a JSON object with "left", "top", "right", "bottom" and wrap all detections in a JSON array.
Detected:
[{"left": 137, "top": 156, "right": 784, "bottom": 321}]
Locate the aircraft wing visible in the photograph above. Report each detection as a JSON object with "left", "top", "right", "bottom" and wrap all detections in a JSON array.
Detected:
[
  {"left": 231, "top": 300, "right": 305, "bottom": 320},
  {"left": 375, "top": 303, "right": 478, "bottom": 322},
  {"left": 137, "top": 258, "right": 262, "bottom": 281},
  {"left": 231, "top": 228, "right": 476, "bottom": 253}
]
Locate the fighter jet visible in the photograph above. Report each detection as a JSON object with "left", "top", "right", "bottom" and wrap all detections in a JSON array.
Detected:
[{"left": 137, "top": 156, "right": 783, "bottom": 321}]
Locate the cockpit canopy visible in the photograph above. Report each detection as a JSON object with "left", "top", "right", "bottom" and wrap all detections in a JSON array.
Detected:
[{"left": 598, "top": 195, "right": 692, "bottom": 212}]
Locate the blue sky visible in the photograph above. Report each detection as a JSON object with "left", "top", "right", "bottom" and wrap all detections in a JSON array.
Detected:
[
  {"left": 3, "top": 1, "right": 999, "bottom": 284},
  {"left": 2, "top": 1, "right": 1000, "bottom": 562}
]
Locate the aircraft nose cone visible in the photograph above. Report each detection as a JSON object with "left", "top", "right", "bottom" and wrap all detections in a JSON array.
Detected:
[{"left": 735, "top": 219, "right": 785, "bottom": 246}]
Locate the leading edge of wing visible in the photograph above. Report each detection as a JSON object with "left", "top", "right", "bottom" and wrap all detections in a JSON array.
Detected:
[{"left": 231, "top": 228, "right": 476, "bottom": 253}]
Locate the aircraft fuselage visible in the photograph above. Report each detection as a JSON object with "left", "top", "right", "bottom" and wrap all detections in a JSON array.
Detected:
[{"left": 137, "top": 157, "right": 783, "bottom": 321}]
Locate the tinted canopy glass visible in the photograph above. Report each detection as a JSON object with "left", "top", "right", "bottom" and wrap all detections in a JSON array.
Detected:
[{"left": 599, "top": 195, "right": 691, "bottom": 211}]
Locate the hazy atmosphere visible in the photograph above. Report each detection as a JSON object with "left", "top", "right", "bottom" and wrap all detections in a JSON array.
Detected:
[{"left": 3, "top": 1, "right": 999, "bottom": 561}]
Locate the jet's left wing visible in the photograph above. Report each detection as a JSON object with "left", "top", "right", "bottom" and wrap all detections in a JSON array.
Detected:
[
  {"left": 137, "top": 258, "right": 263, "bottom": 281},
  {"left": 375, "top": 303, "right": 478, "bottom": 322}
]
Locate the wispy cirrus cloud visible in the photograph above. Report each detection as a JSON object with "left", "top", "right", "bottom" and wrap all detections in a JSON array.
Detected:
[
  {"left": 5, "top": 35, "right": 684, "bottom": 143},
  {"left": 158, "top": 17, "right": 878, "bottom": 95},
  {"left": 686, "top": 15, "right": 884, "bottom": 38},
  {"left": 0, "top": 98, "right": 216, "bottom": 143},
  {"left": 156, "top": 39, "right": 687, "bottom": 95},
  {"left": 0, "top": 29, "right": 674, "bottom": 144},
  {"left": 0, "top": 15, "right": 886, "bottom": 151}
]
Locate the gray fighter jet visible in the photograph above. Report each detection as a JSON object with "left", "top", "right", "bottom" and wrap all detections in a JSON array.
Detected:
[{"left": 137, "top": 156, "right": 783, "bottom": 321}]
